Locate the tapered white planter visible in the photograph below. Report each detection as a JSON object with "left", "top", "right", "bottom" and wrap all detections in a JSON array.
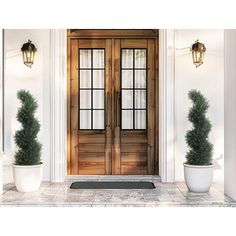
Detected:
[
  {"left": 184, "top": 163, "right": 214, "bottom": 193},
  {"left": 13, "top": 164, "right": 43, "bottom": 192}
]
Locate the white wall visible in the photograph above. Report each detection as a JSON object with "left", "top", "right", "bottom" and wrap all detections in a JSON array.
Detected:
[
  {"left": 224, "top": 30, "right": 236, "bottom": 201},
  {"left": 175, "top": 30, "right": 224, "bottom": 184},
  {"left": 3, "top": 29, "right": 51, "bottom": 184},
  {"left": 2, "top": 29, "right": 224, "bottom": 185},
  {"left": 0, "top": 30, "right": 3, "bottom": 194}
]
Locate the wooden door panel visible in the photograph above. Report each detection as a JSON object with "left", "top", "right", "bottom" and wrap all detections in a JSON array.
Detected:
[
  {"left": 105, "top": 39, "right": 112, "bottom": 174},
  {"left": 121, "top": 39, "right": 148, "bottom": 48},
  {"left": 114, "top": 38, "right": 155, "bottom": 175},
  {"left": 79, "top": 164, "right": 105, "bottom": 175},
  {"left": 121, "top": 152, "right": 147, "bottom": 175},
  {"left": 121, "top": 144, "right": 147, "bottom": 153},
  {"left": 78, "top": 133, "right": 105, "bottom": 143},
  {"left": 121, "top": 153, "right": 147, "bottom": 162},
  {"left": 78, "top": 39, "right": 106, "bottom": 48},
  {"left": 147, "top": 39, "right": 155, "bottom": 174},
  {"left": 78, "top": 153, "right": 105, "bottom": 175},
  {"left": 68, "top": 31, "right": 158, "bottom": 175},
  {"left": 79, "top": 144, "right": 105, "bottom": 153},
  {"left": 121, "top": 165, "right": 147, "bottom": 175},
  {"left": 79, "top": 153, "right": 105, "bottom": 162},
  {"left": 121, "top": 132, "right": 147, "bottom": 144},
  {"left": 112, "top": 39, "right": 121, "bottom": 175},
  {"left": 69, "top": 38, "right": 112, "bottom": 175},
  {"left": 70, "top": 39, "right": 79, "bottom": 175}
]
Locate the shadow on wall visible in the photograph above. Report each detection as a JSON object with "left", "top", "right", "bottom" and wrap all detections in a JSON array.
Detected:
[{"left": 174, "top": 29, "right": 224, "bottom": 184}]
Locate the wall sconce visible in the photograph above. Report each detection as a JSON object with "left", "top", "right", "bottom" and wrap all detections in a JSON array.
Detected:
[
  {"left": 21, "top": 40, "right": 37, "bottom": 68},
  {"left": 191, "top": 39, "right": 206, "bottom": 68}
]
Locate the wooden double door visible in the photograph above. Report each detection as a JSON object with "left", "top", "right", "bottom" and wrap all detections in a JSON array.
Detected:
[{"left": 68, "top": 30, "right": 158, "bottom": 175}]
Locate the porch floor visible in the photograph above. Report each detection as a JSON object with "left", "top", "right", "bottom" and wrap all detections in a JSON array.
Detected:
[{"left": 0, "top": 176, "right": 234, "bottom": 207}]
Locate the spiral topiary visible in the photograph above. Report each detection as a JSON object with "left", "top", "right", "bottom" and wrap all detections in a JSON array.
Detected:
[
  {"left": 14, "top": 90, "right": 42, "bottom": 165},
  {"left": 185, "top": 90, "right": 213, "bottom": 165}
]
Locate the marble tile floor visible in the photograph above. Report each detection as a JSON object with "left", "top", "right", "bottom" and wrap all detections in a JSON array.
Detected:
[{"left": 0, "top": 177, "right": 235, "bottom": 207}]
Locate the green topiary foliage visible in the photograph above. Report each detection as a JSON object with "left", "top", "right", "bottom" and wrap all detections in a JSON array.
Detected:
[
  {"left": 185, "top": 90, "right": 213, "bottom": 165},
  {"left": 14, "top": 90, "right": 42, "bottom": 165}
]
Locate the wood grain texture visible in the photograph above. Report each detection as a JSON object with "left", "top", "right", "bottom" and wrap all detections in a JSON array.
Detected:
[
  {"left": 121, "top": 39, "right": 148, "bottom": 48},
  {"left": 68, "top": 29, "right": 159, "bottom": 39},
  {"left": 78, "top": 39, "right": 106, "bottom": 48},
  {"left": 67, "top": 30, "right": 159, "bottom": 175},
  {"left": 76, "top": 39, "right": 108, "bottom": 174},
  {"left": 155, "top": 38, "right": 159, "bottom": 174},
  {"left": 79, "top": 164, "right": 105, "bottom": 175},
  {"left": 67, "top": 38, "right": 71, "bottom": 175},
  {"left": 113, "top": 39, "right": 121, "bottom": 174},
  {"left": 105, "top": 39, "right": 112, "bottom": 174},
  {"left": 121, "top": 165, "right": 147, "bottom": 175},
  {"left": 79, "top": 133, "right": 105, "bottom": 143},
  {"left": 147, "top": 39, "right": 155, "bottom": 174},
  {"left": 70, "top": 39, "right": 79, "bottom": 174}
]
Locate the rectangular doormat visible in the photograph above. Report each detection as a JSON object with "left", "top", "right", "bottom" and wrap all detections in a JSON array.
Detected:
[{"left": 70, "top": 181, "right": 155, "bottom": 189}]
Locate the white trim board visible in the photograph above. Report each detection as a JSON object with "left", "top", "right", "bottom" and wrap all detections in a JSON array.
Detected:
[
  {"left": 224, "top": 30, "right": 236, "bottom": 201},
  {"left": 0, "top": 29, "right": 3, "bottom": 194},
  {"left": 159, "top": 29, "right": 175, "bottom": 183},
  {"left": 50, "top": 29, "right": 67, "bottom": 182},
  {"left": 50, "top": 29, "right": 176, "bottom": 183}
]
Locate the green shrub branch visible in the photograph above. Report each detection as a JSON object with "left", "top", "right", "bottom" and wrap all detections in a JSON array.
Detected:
[
  {"left": 14, "top": 90, "right": 42, "bottom": 165},
  {"left": 185, "top": 90, "right": 213, "bottom": 165}
]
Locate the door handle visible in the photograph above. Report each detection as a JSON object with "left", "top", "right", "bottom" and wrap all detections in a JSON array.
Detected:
[
  {"left": 116, "top": 92, "right": 120, "bottom": 128},
  {"left": 106, "top": 92, "right": 110, "bottom": 128}
]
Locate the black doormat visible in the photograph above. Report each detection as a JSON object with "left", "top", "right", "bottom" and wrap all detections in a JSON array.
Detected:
[{"left": 70, "top": 181, "right": 155, "bottom": 189}]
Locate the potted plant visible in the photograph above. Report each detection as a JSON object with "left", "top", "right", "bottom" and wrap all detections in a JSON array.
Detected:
[
  {"left": 13, "top": 90, "right": 43, "bottom": 192},
  {"left": 184, "top": 90, "right": 213, "bottom": 193}
]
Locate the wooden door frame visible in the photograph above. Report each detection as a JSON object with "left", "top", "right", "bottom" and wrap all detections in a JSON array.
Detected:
[
  {"left": 50, "top": 29, "right": 175, "bottom": 183},
  {"left": 67, "top": 29, "right": 159, "bottom": 175},
  {"left": 67, "top": 29, "right": 159, "bottom": 38}
]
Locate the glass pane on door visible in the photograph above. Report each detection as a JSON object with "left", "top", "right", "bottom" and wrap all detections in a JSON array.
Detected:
[
  {"left": 135, "top": 70, "right": 146, "bottom": 88},
  {"left": 121, "top": 49, "right": 147, "bottom": 130},
  {"left": 135, "top": 90, "right": 146, "bottom": 109},
  {"left": 93, "top": 110, "right": 104, "bottom": 129},
  {"left": 80, "top": 110, "right": 91, "bottom": 129},
  {"left": 79, "top": 49, "right": 105, "bottom": 130},
  {"left": 122, "top": 90, "right": 133, "bottom": 109},
  {"left": 93, "top": 50, "right": 105, "bottom": 68},
  {"left": 80, "top": 70, "right": 91, "bottom": 88},
  {"left": 80, "top": 50, "right": 91, "bottom": 68},
  {"left": 135, "top": 49, "right": 146, "bottom": 68},
  {"left": 122, "top": 110, "right": 133, "bottom": 129},
  {"left": 93, "top": 90, "right": 104, "bottom": 109},
  {"left": 122, "top": 49, "right": 133, "bottom": 68},
  {"left": 135, "top": 110, "right": 146, "bottom": 129},
  {"left": 93, "top": 70, "right": 104, "bottom": 88},
  {"left": 80, "top": 90, "right": 91, "bottom": 109},
  {"left": 122, "top": 70, "right": 133, "bottom": 88}
]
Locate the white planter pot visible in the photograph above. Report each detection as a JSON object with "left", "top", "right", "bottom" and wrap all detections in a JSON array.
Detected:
[
  {"left": 184, "top": 163, "right": 214, "bottom": 193},
  {"left": 13, "top": 164, "right": 43, "bottom": 192}
]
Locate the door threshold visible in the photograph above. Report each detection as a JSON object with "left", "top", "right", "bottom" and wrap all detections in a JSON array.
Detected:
[{"left": 65, "top": 175, "right": 161, "bottom": 182}]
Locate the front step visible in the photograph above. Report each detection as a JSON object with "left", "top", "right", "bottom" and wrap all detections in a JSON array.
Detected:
[{"left": 65, "top": 175, "right": 161, "bottom": 182}]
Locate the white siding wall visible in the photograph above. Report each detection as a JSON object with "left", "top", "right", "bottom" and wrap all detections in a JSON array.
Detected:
[
  {"left": 175, "top": 30, "right": 224, "bottom": 184},
  {"left": 3, "top": 29, "right": 51, "bottom": 184},
  {"left": 2, "top": 29, "right": 225, "bottom": 185}
]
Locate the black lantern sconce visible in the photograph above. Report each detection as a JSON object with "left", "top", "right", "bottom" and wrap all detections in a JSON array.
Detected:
[
  {"left": 21, "top": 40, "right": 37, "bottom": 68},
  {"left": 191, "top": 39, "right": 206, "bottom": 68}
]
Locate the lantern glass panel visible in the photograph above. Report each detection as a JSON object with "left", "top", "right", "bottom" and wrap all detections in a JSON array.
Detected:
[
  {"left": 192, "top": 50, "right": 204, "bottom": 66},
  {"left": 23, "top": 50, "right": 35, "bottom": 67}
]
